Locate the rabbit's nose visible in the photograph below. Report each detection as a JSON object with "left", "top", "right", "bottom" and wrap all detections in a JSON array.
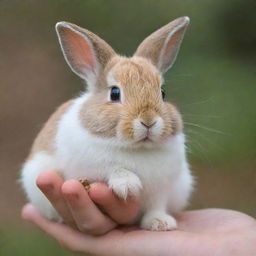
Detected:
[{"left": 140, "top": 121, "right": 156, "bottom": 129}]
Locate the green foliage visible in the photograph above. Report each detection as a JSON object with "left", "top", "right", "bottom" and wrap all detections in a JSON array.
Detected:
[
  {"left": 1, "top": 0, "right": 255, "bottom": 163},
  {"left": 0, "top": 227, "right": 75, "bottom": 256},
  {"left": 1, "top": 0, "right": 254, "bottom": 165},
  {"left": 168, "top": 53, "right": 256, "bottom": 163},
  {"left": 0, "top": 2, "right": 255, "bottom": 256}
]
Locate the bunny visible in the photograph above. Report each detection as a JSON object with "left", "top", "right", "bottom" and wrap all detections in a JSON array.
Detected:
[{"left": 21, "top": 16, "right": 193, "bottom": 231}]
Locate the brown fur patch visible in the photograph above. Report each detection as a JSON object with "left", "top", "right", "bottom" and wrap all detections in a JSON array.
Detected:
[
  {"left": 161, "top": 103, "right": 183, "bottom": 137},
  {"left": 79, "top": 91, "right": 121, "bottom": 137},
  {"left": 112, "top": 57, "right": 163, "bottom": 140},
  {"left": 79, "top": 56, "right": 182, "bottom": 141},
  {"left": 28, "top": 100, "right": 74, "bottom": 158}
]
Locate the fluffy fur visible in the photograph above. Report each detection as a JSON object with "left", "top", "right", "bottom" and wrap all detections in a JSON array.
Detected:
[{"left": 21, "top": 16, "right": 193, "bottom": 231}]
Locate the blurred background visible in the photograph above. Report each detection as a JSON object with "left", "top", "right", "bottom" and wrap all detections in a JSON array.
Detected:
[{"left": 1, "top": 0, "right": 255, "bottom": 255}]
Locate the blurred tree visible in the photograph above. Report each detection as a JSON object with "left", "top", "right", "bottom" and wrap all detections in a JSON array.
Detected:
[{"left": 218, "top": 0, "right": 256, "bottom": 60}]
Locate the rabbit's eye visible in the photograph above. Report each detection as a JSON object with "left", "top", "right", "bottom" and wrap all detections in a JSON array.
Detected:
[
  {"left": 110, "top": 87, "right": 121, "bottom": 102},
  {"left": 161, "top": 88, "right": 166, "bottom": 100}
]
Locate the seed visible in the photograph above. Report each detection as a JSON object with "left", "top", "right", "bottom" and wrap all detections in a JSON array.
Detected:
[{"left": 78, "top": 178, "right": 91, "bottom": 191}]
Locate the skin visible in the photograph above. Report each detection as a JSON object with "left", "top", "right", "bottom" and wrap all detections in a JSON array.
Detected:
[{"left": 22, "top": 171, "right": 256, "bottom": 256}]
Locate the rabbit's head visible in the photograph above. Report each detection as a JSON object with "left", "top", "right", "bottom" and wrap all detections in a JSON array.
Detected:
[{"left": 56, "top": 17, "right": 189, "bottom": 148}]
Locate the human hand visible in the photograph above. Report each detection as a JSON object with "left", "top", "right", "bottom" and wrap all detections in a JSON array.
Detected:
[
  {"left": 22, "top": 172, "right": 256, "bottom": 256},
  {"left": 32, "top": 171, "right": 139, "bottom": 235}
]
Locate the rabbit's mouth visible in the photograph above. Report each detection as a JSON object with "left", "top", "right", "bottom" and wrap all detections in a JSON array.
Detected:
[
  {"left": 137, "top": 135, "right": 154, "bottom": 144},
  {"left": 142, "top": 136, "right": 151, "bottom": 142}
]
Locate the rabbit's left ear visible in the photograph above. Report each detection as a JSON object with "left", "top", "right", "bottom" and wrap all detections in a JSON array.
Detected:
[
  {"left": 135, "top": 17, "right": 190, "bottom": 73},
  {"left": 56, "top": 22, "right": 115, "bottom": 88}
]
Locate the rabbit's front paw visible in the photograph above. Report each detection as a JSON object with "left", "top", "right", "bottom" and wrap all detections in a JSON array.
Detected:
[
  {"left": 141, "top": 211, "right": 177, "bottom": 231},
  {"left": 108, "top": 168, "right": 142, "bottom": 200}
]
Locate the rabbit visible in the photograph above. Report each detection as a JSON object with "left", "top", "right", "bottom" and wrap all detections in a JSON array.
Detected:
[{"left": 21, "top": 16, "right": 194, "bottom": 231}]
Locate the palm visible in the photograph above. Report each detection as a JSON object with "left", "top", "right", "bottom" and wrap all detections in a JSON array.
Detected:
[
  {"left": 22, "top": 173, "right": 256, "bottom": 256},
  {"left": 22, "top": 206, "right": 256, "bottom": 256},
  {"left": 95, "top": 209, "right": 256, "bottom": 256}
]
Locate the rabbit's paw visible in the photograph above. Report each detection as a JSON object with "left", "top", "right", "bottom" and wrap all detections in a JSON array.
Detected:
[
  {"left": 108, "top": 168, "right": 142, "bottom": 200},
  {"left": 141, "top": 212, "right": 177, "bottom": 231}
]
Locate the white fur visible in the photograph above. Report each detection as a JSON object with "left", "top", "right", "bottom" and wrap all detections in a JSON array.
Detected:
[
  {"left": 20, "top": 153, "right": 59, "bottom": 220},
  {"left": 108, "top": 168, "right": 143, "bottom": 199},
  {"left": 141, "top": 211, "right": 177, "bottom": 231},
  {"left": 133, "top": 117, "right": 164, "bottom": 142},
  {"left": 133, "top": 119, "right": 147, "bottom": 141},
  {"left": 21, "top": 92, "right": 193, "bottom": 231}
]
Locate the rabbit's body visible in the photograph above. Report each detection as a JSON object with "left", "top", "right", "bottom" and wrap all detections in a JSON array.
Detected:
[
  {"left": 21, "top": 17, "right": 193, "bottom": 231},
  {"left": 22, "top": 92, "right": 192, "bottom": 230}
]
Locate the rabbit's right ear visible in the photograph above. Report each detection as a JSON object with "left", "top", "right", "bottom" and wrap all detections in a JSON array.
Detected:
[{"left": 56, "top": 22, "right": 115, "bottom": 87}]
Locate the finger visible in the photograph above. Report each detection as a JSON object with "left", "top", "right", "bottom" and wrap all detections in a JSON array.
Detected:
[
  {"left": 21, "top": 204, "right": 94, "bottom": 254},
  {"left": 36, "top": 171, "right": 75, "bottom": 227},
  {"left": 89, "top": 183, "right": 140, "bottom": 224},
  {"left": 62, "top": 180, "right": 117, "bottom": 235}
]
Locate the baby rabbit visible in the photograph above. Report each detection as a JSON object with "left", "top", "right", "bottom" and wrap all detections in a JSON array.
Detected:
[{"left": 21, "top": 16, "right": 193, "bottom": 231}]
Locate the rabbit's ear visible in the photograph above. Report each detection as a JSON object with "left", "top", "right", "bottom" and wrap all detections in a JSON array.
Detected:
[
  {"left": 56, "top": 22, "right": 115, "bottom": 86},
  {"left": 135, "top": 17, "right": 189, "bottom": 73}
]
